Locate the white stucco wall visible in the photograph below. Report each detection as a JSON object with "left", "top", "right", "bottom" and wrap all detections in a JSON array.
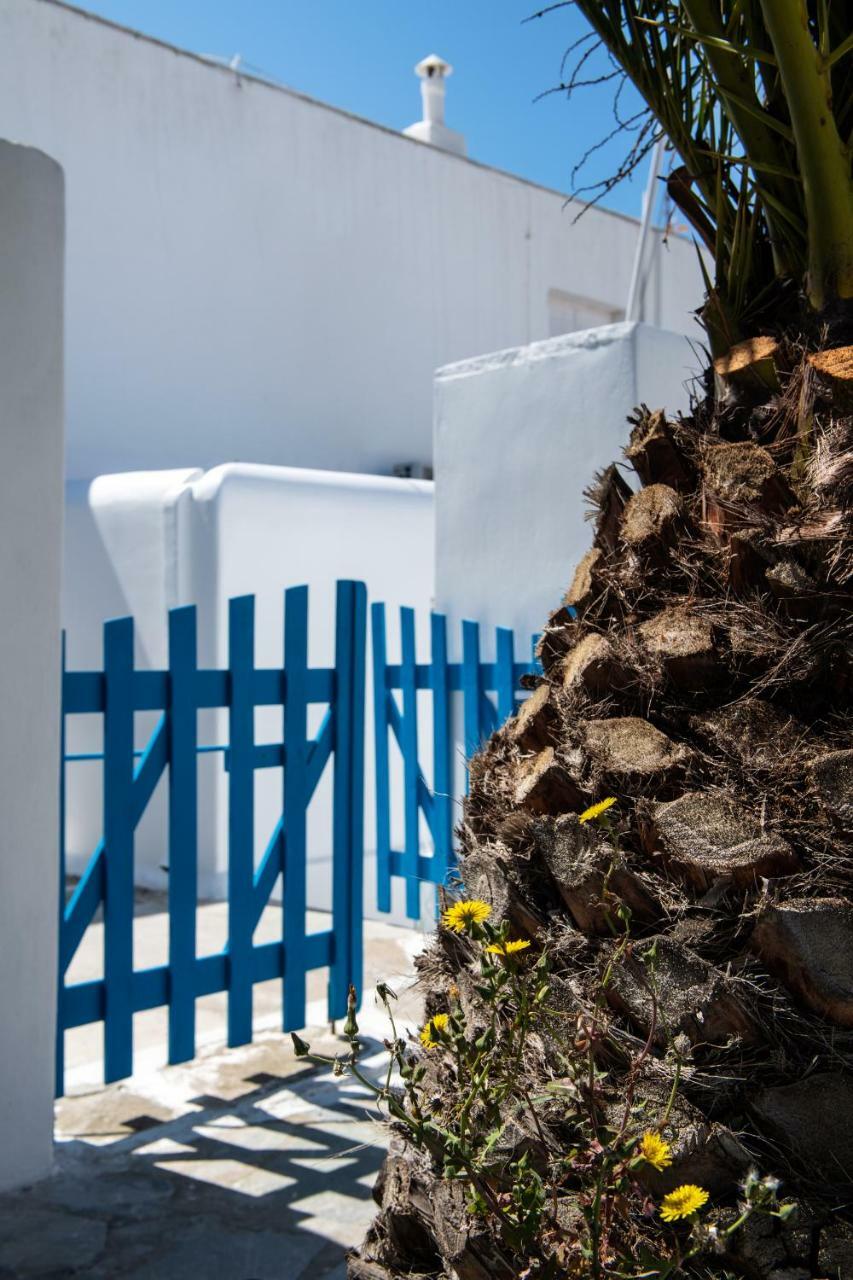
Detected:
[
  {"left": 62, "top": 465, "right": 435, "bottom": 922},
  {"left": 434, "top": 322, "right": 699, "bottom": 645},
  {"left": 0, "top": 0, "right": 704, "bottom": 483},
  {"left": 0, "top": 139, "right": 64, "bottom": 1191},
  {"left": 63, "top": 469, "right": 203, "bottom": 670}
]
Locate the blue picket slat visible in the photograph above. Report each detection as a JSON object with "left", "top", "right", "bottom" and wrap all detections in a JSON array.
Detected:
[
  {"left": 461, "top": 620, "right": 482, "bottom": 765},
  {"left": 102, "top": 616, "right": 136, "bottom": 1083},
  {"left": 227, "top": 595, "right": 257, "bottom": 1048},
  {"left": 348, "top": 583, "right": 367, "bottom": 1001},
  {"left": 283, "top": 584, "right": 310, "bottom": 1031},
  {"left": 330, "top": 580, "right": 367, "bottom": 1016},
  {"left": 167, "top": 605, "right": 198, "bottom": 1065},
  {"left": 400, "top": 607, "right": 421, "bottom": 920},
  {"left": 495, "top": 627, "right": 516, "bottom": 724},
  {"left": 430, "top": 612, "right": 452, "bottom": 887},
  {"left": 371, "top": 611, "right": 538, "bottom": 906},
  {"left": 371, "top": 603, "right": 392, "bottom": 914}
]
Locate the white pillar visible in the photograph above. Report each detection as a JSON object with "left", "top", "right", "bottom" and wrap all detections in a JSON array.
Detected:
[{"left": 0, "top": 140, "right": 65, "bottom": 1191}]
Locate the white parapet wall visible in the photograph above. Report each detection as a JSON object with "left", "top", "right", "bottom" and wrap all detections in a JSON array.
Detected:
[
  {"left": 434, "top": 321, "right": 699, "bottom": 645},
  {"left": 0, "top": 140, "right": 65, "bottom": 1191},
  {"left": 62, "top": 464, "right": 435, "bottom": 922}
]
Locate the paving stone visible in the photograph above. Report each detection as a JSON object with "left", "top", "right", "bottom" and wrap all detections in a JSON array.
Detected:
[
  {"left": 98, "top": 1220, "right": 331, "bottom": 1280},
  {"left": 191, "top": 1114, "right": 330, "bottom": 1153},
  {"left": 56, "top": 1087, "right": 181, "bottom": 1144},
  {"left": 152, "top": 1155, "right": 298, "bottom": 1197},
  {"left": 130, "top": 1137, "right": 196, "bottom": 1157},
  {"left": 1, "top": 917, "right": 418, "bottom": 1278},
  {"left": 36, "top": 1162, "right": 176, "bottom": 1216},
  {"left": 0, "top": 1203, "right": 107, "bottom": 1275}
]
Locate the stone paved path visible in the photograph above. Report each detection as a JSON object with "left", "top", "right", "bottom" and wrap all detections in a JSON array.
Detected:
[{"left": 0, "top": 921, "right": 424, "bottom": 1279}]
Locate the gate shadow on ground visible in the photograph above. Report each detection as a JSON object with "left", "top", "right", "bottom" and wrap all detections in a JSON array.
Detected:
[{"left": 0, "top": 1043, "right": 391, "bottom": 1280}]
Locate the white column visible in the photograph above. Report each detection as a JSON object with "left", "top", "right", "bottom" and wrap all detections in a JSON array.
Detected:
[{"left": 0, "top": 140, "right": 65, "bottom": 1191}]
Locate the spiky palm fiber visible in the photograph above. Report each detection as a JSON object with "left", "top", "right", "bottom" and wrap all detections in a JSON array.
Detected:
[{"left": 349, "top": 338, "right": 853, "bottom": 1280}]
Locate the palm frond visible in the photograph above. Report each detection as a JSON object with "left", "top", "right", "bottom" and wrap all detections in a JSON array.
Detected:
[{"left": 535, "top": 0, "right": 853, "bottom": 338}]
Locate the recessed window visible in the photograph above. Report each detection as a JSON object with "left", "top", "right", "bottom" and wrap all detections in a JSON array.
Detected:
[{"left": 547, "top": 289, "right": 624, "bottom": 338}]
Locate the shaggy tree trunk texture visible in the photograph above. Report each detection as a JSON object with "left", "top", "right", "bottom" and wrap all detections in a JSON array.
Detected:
[{"left": 352, "top": 341, "right": 853, "bottom": 1280}]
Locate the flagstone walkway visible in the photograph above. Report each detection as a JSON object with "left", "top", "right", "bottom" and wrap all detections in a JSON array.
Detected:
[{"left": 0, "top": 920, "right": 424, "bottom": 1279}]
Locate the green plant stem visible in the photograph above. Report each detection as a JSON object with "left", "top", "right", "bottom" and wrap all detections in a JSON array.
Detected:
[
  {"left": 455, "top": 1053, "right": 492, "bottom": 1140},
  {"left": 660, "top": 1052, "right": 682, "bottom": 1130},
  {"left": 759, "top": 0, "right": 853, "bottom": 306}
]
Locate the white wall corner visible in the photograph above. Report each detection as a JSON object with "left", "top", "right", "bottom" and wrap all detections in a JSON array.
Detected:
[
  {"left": 433, "top": 321, "right": 696, "bottom": 651},
  {"left": 0, "top": 139, "right": 65, "bottom": 1192}
]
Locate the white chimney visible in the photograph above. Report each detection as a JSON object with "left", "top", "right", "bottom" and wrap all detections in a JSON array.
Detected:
[{"left": 403, "top": 54, "right": 466, "bottom": 157}]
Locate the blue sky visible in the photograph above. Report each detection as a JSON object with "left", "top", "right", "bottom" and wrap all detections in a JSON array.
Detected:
[{"left": 73, "top": 0, "right": 652, "bottom": 219}]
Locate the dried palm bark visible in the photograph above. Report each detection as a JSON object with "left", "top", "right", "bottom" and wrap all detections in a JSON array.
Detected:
[{"left": 350, "top": 338, "right": 853, "bottom": 1279}]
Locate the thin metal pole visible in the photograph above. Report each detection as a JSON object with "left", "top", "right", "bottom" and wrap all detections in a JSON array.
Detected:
[{"left": 625, "top": 137, "right": 664, "bottom": 323}]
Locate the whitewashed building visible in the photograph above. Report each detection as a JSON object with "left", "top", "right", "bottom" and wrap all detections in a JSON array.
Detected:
[
  {"left": 0, "top": 0, "right": 703, "bottom": 914},
  {"left": 0, "top": 1, "right": 711, "bottom": 1199},
  {"left": 0, "top": 0, "right": 702, "bottom": 486}
]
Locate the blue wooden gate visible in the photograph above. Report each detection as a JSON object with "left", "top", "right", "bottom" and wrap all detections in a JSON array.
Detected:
[
  {"left": 371, "top": 605, "right": 537, "bottom": 920},
  {"left": 57, "top": 580, "right": 366, "bottom": 1093}
]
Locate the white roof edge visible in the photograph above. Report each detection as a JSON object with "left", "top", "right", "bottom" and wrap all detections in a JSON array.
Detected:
[
  {"left": 435, "top": 322, "right": 638, "bottom": 380},
  {"left": 186, "top": 462, "right": 435, "bottom": 502},
  {"left": 35, "top": 0, "right": 687, "bottom": 239},
  {"left": 435, "top": 320, "right": 688, "bottom": 381}
]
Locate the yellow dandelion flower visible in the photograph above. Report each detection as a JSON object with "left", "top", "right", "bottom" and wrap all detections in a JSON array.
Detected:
[
  {"left": 419, "top": 1013, "right": 449, "bottom": 1049},
  {"left": 578, "top": 797, "right": 618, "bottom": 824},
  {"left": 484, "top": 939, "right": 531, "bottom": 957},
  {"left": 639, "top": 1131, "right": 673, "bottom": 1172},
  {"left": 660, "top": 1184, "right": 709, "bottom": 1223},
  {"left": 442, "top": 899, "right": 492, "bottom": 933}
]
